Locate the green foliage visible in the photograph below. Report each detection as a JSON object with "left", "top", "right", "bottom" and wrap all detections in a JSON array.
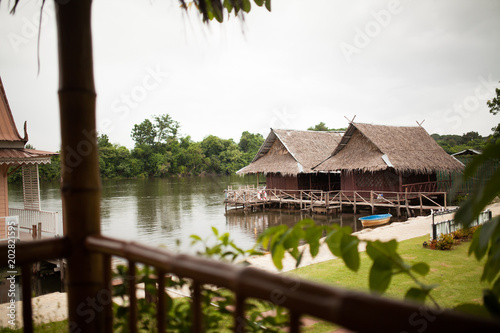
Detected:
[
  {"left": 181, "top": 0, "right": 271, "bottom": 23},
  {"left": 239, "top": 131, "right": 264, "bottom": 165},
  {"left": 111, "top": 227, "right": 287, "bottom": 332},
  {"left": 190, "top": 226, "right": 263, "bottom": 263},
  {"left": 436, "top": 233, "right": 455, "bottom": 250},
  {"left": 307, "top": 122, "right": 346, "bottom": 132},
  {"left": 131, "top": 114, "right": 179, "bottom": 147},
  {"left": 431, "top": 132, "right": 491, "bottom": 154},
  {"left": 453, "top": 109, "right": 500, "bottom": 317},
  {"left": 8, "top": 155, "right": 61, "bottom": 183},
  {"left": 257, "top": 219, "right": 437, "bottom": 306},
  {"left": 487, "top": 81, "right": 500, "bottom": 116}
]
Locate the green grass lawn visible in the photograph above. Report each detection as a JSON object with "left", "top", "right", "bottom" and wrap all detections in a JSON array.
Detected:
[{"left": 288, "top": 234, "right": 489, "bottom": 332}]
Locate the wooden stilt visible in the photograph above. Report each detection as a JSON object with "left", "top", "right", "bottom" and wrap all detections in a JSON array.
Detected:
[
  {"left": 397, "top": 193, "right": 401, "bottom": 217},
  {"left": 405, "top": 189, "right": 410, "bottom": 216},
  {"left": 370, "top": 191, "right": 374, "bottom": 215},
  {"left": 419, "top": 193, "right": 423, "bottom": 215}
]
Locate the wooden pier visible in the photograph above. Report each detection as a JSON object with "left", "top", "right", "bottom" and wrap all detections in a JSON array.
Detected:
[{"left": 224, "top": 187, "right": 448, "bottom": 217}]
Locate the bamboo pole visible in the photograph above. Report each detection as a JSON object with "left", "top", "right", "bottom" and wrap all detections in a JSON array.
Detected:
[{"left": 55, "top": 1, "right": 105, "bottom": 331}]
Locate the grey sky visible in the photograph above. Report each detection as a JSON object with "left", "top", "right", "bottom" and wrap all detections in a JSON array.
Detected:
[{"left": 1, "top": 0, "right": 499, "bottom": 152}]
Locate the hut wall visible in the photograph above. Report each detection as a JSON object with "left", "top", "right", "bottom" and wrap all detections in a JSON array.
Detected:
[
  {"left": 341, "top": 170, "right": 400, "bottom": 193},
  {"left": 402, "top": 172, "right": 436, "bottom": 185},
  {"left": 266, "top": 173, "right": 299, "bottom": 190},
  {"left": 342, "top": 170, "right": 439, "bottom": 193},
  {"left": 297, "top": 173, "right": 340, "bottom": 191},
  {"left": 0, "top": 165, "right": 8, "bottom": 238}
]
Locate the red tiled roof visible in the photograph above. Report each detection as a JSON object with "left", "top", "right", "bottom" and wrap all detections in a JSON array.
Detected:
[{"left": 0, "top": 77, "right": 26, "bottom": 143}]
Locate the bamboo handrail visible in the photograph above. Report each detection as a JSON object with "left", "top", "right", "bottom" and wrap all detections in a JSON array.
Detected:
[{"left": 83, "top": 235, "right": 500, "bottom": 332}]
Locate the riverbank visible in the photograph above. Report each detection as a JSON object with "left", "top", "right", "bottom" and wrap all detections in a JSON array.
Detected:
[{"left": 1, "top": 202, "right": 499, "bottom": 328}]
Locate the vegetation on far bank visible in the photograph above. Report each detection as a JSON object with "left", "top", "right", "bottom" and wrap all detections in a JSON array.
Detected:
[{"left": 7, "top": 116, "right": 499, "bottom": 184}]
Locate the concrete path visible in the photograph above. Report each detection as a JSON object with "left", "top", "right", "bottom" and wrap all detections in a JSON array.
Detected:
[{"left": 247, "top": 212, "right": 446, "bottom": 273}]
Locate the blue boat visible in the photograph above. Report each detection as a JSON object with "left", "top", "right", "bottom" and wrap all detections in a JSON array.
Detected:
[{"left": 359, "top": 213, "right": 392, "bottom": 227}]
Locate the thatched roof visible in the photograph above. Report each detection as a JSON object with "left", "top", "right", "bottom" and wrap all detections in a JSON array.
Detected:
[
  {"left": 314, "top": 123, "right": 464, "bottom": 174},
  {"left": 237, "top": 129, "right": 343, "bottom": 176}
]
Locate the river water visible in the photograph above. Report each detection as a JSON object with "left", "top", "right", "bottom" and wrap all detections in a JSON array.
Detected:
[
  {"left": 3, "top": 175, "right": 394, "bottom": 303},
  {"left": 8, "top": 175, "right": 366, "bottom": 254}
]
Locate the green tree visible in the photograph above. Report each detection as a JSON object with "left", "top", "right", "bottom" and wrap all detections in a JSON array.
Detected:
[
  {"left": 308, "top": 122, "right": 330, "bottom": 131},
  {"left": 154, "top": 114, "right": 179, "bottom": 144},
  {"left": 308, "top": 122, "right": 346, "bottom": 132},
  {"left": 238, "top": 131, "right": 264, "bottom": 164},
  {"left": 487, "top": 82, "right": 500, "bottom": 115},
  {"left": 131, "top": 119, "right": 156, "bottom": 146},
  {"left": 38, "top": 155, "right": 61, "bottom": 182},
  {"left": 488, "top": 81, "right": 500, "bottom": 141},
  {"left": 97, "top": 134, "right": 113, "bottom": 148},
  {"left": 462, "top": 131, "right": 481, "bottom": 144}
]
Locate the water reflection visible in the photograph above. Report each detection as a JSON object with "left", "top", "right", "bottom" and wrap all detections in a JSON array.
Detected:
[
  {"left": 225, "top": 209, "right": 362, "bottom": 243},
  {"left": 8, "top": 175, "right": 406, "bottom": 255}
]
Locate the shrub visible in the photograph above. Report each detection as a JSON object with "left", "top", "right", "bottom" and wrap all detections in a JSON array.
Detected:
[{"left": 436, "top": 233, "right": 455, "bottom": 250}]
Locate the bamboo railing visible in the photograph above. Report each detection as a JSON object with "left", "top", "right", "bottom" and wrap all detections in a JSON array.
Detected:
[{"left": 2, "top": 235, "right": 500, "bottom": 332}]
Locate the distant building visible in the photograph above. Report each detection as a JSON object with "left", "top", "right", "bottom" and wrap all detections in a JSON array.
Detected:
[{"left": 0, "top": 77, "right": 58, "bottom": 239}]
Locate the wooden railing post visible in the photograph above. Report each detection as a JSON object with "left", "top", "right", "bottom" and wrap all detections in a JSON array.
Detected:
[
  {"left": 353, "top": 191, "right": 357, "bottom": 215},
  {"left": 397, "top": 193, "right": 401, "bottom": 217},
  {"left": 38, "top": 222, "right": 42, "bottom": 239}
]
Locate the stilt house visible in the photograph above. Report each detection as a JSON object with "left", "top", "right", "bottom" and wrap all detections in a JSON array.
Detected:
[
  {"left": 0, "top": 77, "right": 58, "bottom": 239},
  {"left": 237, "top": 129, "right": 343, "bottom": 191},
  {"left": 314, "top": 123, "right": 464, "bottom": 193}
]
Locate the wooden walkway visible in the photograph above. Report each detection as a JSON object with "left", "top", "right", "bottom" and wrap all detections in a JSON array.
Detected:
[{"left": 224, "top": 187, "right": 448, "bottom": 217}]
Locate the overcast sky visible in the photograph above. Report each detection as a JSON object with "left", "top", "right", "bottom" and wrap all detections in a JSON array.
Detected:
[{"left": 1, "top": 0, "right": 499, "bottom": 152}]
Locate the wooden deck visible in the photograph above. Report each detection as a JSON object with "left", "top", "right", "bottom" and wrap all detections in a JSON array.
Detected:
[{"left": 224, "top": 187, "right": 449, "bottom": 216}]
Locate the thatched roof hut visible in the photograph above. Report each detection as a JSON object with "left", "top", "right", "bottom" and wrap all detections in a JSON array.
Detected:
[
  {"left": 237, "top": 128, "right": 344, "bottom": 191},
  {"left": 315, "top": 123, "right": 463, "bottom": 174},
  {"left": 237, "top": 129, "right": 343, "bottom": 176}
]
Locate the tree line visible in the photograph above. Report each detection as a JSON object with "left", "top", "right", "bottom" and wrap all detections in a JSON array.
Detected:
[
  {"left": 431, "top": 131, "right": 495, "bottom": 154},
  {"left": 9, "top": 114, "right": 264, "bottom": 182},
  {"left": 8, "top": 117, "right": 499, "bottom": 183}
]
